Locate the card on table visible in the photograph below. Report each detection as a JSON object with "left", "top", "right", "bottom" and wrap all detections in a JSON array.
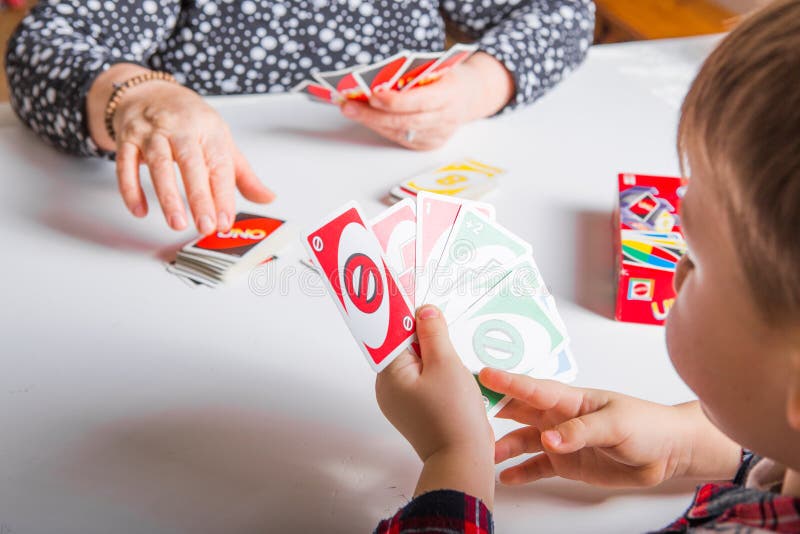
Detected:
[
  {"left": 369, "top": 198, "right": 417, "bottom": 303},
  {"left": 392, "top": 158, "right": 503, "bottom": 201},
  {"left": 414, "top": 192, "right": 496, "bottom": 310},
  {"left": 424, "top": 207, "right": 533, "bottom": 323},
  {"left": 303, "top": 202, "right": 417, "bottom": 372},
  {"left": 313, "top": 66, "right": 370, "bottom": 102},
  {"left": 174, "top": 212, "right": 294, "bottom": 285}
]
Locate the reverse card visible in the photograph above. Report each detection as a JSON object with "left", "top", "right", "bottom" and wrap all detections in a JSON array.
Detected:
[
  {"left": 370, "top": 199, "right": 417, "bottom": 303},
  {"left": 303, "top": 202, "right": 416, "bottom": 372},
  {"left": 415, "top": 193, "right": 495, "bottom": 309}
]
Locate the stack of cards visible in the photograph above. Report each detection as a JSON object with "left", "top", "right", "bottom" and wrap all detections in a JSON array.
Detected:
[
  {"left": 302, "top": 193, "right": 575, "bottom": 417},
  {"left": 388, "top": 158, "right": 503, "bottom": 202},
  {"left": 167, "top": 212, "right": 295, "bottom": 288},
  {"left": 292, "top": 44, "right": 478, "bottom": 104}
]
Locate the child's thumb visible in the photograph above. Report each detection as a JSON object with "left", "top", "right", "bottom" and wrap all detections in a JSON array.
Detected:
[{"left": 415, "top": 305, "right": 458, "bottom": 366}]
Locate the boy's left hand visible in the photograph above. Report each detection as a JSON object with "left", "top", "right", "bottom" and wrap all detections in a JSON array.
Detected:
[
  {"left": 479, "top": 368, "right": 741, "bottom": 488},
  {"left": 340, "top": 52, "right": 514, "bottom": 151},
  {"left": 376, "top": 305, "right": 493, "bottom": 463}
]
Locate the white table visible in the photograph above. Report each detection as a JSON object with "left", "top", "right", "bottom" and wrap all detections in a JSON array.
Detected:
[{"left": 0, "top": 35, "right": 721, "bottom": 534}]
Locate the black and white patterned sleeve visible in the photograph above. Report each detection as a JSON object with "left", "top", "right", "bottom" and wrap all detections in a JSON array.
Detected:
[
  {"left": 441, "top": 0, "right": 595, "bottom": 112},
  {"left": 4, "top": 0, "right": 181, "bottom": 157}
]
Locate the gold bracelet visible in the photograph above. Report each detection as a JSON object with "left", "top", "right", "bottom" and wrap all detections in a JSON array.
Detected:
[{"left": 103, "top": 71, "right": 177, "bottom": 142}]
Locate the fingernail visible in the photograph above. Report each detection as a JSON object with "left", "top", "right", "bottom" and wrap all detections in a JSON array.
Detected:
[
  {"left": 169, "top": 212, "right": 187, "bottom": 230},
  {"left": 217, "top": 211, "right": 230, "bottom": 230},
  {"left": 341, "top": 104, "right": 357, "bottom": 118},
  {"left": 418, "top": 305, "right": 439, "bottom": 320},
  {"left": 197, "top": 214, "right": 215, "bottom": 235},
  {"left": 132, "top": 204, "right": 146, "bottom": 217},
  {"left": 542, "top": 430, "right": 562, "bottom": 447}
]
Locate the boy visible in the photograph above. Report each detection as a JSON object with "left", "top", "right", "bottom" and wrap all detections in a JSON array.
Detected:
[{"left": 373, "top": 1, "right": 800, "bottom": 532}]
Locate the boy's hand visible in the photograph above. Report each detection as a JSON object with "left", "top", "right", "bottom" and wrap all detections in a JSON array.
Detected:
[
  {"left": 480, "top": 369, "right": 742, "bottom": 488},
  {"left": 376, "top": 305, "right": 495, "bottom": 506}
]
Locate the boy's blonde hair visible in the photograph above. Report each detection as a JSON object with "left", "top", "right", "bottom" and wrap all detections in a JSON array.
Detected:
[{"left": 678, "top": 0, "right": 800, "bottom": 322}]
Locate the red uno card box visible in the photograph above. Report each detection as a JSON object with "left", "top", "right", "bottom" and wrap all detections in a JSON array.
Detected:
[{"left": 615, "top": 173, "right": 688, "bottom": 325}]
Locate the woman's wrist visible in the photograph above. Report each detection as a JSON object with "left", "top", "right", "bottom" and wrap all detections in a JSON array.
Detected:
[
  {"left": 463, "top": 52, "right": 516, "bottom": 120},
  {"left": 86, "top": 63, "right": 154, "bottom": 151}
]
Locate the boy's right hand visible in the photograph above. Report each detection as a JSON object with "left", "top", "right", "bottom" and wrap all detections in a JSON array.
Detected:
[{"left": 479, "top": 368, "right": 742, "bottom": 488}]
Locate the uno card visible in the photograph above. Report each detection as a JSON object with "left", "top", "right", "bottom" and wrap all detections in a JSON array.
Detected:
[
  {"left": 370, "top": 199, "right": 417, "bottom": 303},
  {"left": 402, "top": 44, "right": 478, "bottom": 91},
  {"left": 291, "top": 80, "right": 337, "bottom": 104},
  {"left": 415, "top": 192, "right": 495, "bottom": 309},
  {"left": 449, "top": 259, "right": 568, "bottom": 376},
  {"left": 355, "top": 52, "right": 411, "bottom": 93},
  {"left": 313, "top": 67, "right": 370, "bottom": 102},
  {"left": 397, "top": 158, "right": 503, "bottom": 199},
  {"left": 425, "top": 208, "right": 533, "bottom": 323},
  {"left": 182, "top": 213, "right": 290, "bottom": 263},
  {"left": 303, "top": 202, "right": 416, "bottom": 372},
  {"left": 393, "top": 52, "right": 442, "bottom": 91}
]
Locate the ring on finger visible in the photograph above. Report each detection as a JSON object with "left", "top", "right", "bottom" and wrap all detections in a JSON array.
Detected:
[{"left": 405, "top": 129, "right": 416, "bottom": 143}]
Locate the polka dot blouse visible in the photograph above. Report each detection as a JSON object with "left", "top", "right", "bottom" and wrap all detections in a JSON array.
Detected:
[{"left": 5, "top": 0, "right": 595, "bottom": 157}]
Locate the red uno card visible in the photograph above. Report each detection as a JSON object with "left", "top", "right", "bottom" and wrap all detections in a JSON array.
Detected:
[
  {"left": 186, "top": 213, "right": 287, "bottom": 260},
  {"left": 355, "top": 52, "right": 411, "bottom": 93},
  {"left": 303, "top": 202, "right": 416, "bottom": 372},
  {"left": 313, "top": 67, "right": 370, "bottom": 102},
  {"left": 370, "top": 199, "right": 417, "bottom": 303},
  {"left": 291, "top": 80, "right": 337, "bottom": 104},
  {"left": 402, "top": 44, "right": 478, "bottom": 91},
  {"left": 393, "top": 52, "right": 441, "bottom": 91}
]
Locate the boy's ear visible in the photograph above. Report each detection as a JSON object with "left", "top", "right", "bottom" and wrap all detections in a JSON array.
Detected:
[{"left": 787, "top": 349, "right": 800, "bottom": 431}]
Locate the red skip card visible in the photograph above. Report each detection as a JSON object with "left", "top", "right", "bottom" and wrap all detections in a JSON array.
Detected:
[{"left": 303, "top": 202, "right": 416, "bottom": 372}]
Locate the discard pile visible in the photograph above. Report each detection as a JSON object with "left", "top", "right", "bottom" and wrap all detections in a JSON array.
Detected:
[
  {"left": 167, "top": 212, "right": 294, "bottom": 287},
  {"left": 302, "top": 193, "right": 576, "bottom": 416}
]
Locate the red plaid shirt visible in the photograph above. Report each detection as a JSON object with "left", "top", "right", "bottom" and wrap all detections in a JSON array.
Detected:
[
  {"left": 376, "top": 454, "right": 800, "bottom": 534},
  {"left": 375, "top": 490, "right": 493, "bottom": 534},
  {"left": 657, "top": 452, "right": 800, "bottom": 533}
]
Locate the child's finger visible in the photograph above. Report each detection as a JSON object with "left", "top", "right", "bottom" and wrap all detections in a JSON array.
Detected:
[
  {"left": 495, "top": 426, "right": 543, "bottom": 463},
  {"left": 498, "top": 454, "right": 556, "bottom": 485},
  {"left": 480, "top": 368, "right": 582, "bottom": 411},
  {"left": 543, "top": 410, "right": 620, "bottom": 454},
  {"left": 415, "top": 305, "right": 458, "bottom": 367},
  {"left": 494, "top": 399, "right": 544, "bottom": 426}
]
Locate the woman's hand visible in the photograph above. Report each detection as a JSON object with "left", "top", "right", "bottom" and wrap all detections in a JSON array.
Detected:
[
  {"left": 340, "top": 52, "right": 514, "bottom": 150},
  {"left": 88, "top": 64, "right": 275, "bottom": 234},
  {"left": 479, "top": 368, "right": 742, "bottom": 488}
]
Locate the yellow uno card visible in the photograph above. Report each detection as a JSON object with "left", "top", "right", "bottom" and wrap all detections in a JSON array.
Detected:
[{"left": 397, "top": 158, "right": 503, "bottom": 199}]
